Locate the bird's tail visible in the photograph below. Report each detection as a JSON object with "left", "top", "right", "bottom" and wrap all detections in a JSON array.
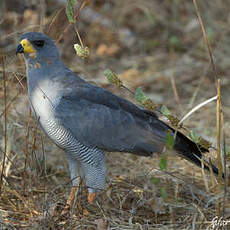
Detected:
[{"left": 172, "top": 129, "right": 223, "bottom": 178}]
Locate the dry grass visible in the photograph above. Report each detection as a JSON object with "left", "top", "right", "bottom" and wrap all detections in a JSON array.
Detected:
[{"left": 0, "top": 0, "right": 230, "bottom": 229}]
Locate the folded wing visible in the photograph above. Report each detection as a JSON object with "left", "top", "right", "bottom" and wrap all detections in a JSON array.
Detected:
[{"left": 53, "top": 82, "right": 169, "bottom": 156}]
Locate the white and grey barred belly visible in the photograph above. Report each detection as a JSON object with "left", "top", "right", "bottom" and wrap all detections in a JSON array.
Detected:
[
  {"left": 40, "top": 117, "right": 105, "bottom": 167},
  {"left": 39, "top": 117, "right": 106, "bottom": 190}
]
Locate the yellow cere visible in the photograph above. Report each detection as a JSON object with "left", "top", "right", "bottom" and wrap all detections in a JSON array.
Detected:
[{"left": 20, "top": 39, "right": 36, "bottom": 53}]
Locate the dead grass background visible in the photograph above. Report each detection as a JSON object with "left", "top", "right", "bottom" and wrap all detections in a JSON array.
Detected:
[{"left": 0, "top": 0, "right": 230, "bottom": 229}]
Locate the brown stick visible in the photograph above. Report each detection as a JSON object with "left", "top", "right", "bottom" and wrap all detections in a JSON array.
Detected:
[
  {"left": 217, "top": 79, "right": 223, "bottom": 182},
  {"left": 0, "top": 56, "right": 7, "bottom": 194},
  {"left": 216, "top": 79, "right": 223, "bottom": 217}
]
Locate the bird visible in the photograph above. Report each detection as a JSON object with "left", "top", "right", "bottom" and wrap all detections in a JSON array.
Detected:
[{"left": 16, "top": 32, "right": 221, "bottom": 210}]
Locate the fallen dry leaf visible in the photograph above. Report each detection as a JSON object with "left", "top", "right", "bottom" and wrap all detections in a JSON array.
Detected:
[
  {"left": 96, "top": 43, "right": 120, "bottom": 56},
  {"left": 94, "top": 218, "right": 108, "bottom": 230}
]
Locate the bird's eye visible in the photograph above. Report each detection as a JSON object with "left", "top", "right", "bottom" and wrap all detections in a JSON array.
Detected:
[{"left": 33, "top": 40, "right": 44, "bottom": 47}]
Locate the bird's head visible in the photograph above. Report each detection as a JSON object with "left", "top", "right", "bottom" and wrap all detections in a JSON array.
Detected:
[{"left": 16, "top": 32, "right": 60, "bottom": 63}]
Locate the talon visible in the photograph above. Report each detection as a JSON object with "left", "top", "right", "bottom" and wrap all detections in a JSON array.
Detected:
[
  {"left": 61, "top": 186, "right": 78, "bottom": 216},
  {"left": 88, "top": 192, "right": 96, "bottom": 204}
]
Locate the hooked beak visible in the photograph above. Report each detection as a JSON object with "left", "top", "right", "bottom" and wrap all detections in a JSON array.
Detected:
[
  {"left": 16, "top": 44, "right": 24, "bottom": 55},
  {"left": 16, "top": 39, "right": 36, "bottom": 55}
]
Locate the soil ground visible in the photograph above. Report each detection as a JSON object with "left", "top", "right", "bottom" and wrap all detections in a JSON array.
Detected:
[{"left": 0, "top": 1, "right": 230, "bottom": 229}]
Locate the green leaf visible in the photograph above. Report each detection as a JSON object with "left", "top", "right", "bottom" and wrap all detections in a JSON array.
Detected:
[
  {"left": 151, "top": 177, "right": 160, "bottom": 185},
  {"left": 160, "top": 105, "right": 171, "bottom": 116},
  {"left": 159, "top": 154, "right": 167, "bottom": 170},
  {"left": 189, "top": 130, "right": 200, "bottom": 143},
  {"left": 66, "top": 0, "right": 78, "bottom": 23},
  {"left": 73, "top": 43, "right": 89, "bottom": 59},
  {"left": 135, "top": 87, "right": 147, "bottom": 104},
  {"left": 206, "top": 27, "right": 214, "bottom": 41},
  {"left": 166, "top": 131, "right": 174, "bottom": 149},
  {"left": 169, "top": 35, "right": 180, "bottom": 46},
  {"left": 104, "top": 69, "right": 112, "bottom": 80},
  {"left": 225, "top": 145, "right": 230, "bottom": 155},
  {"left": 104, "top": 69, "right": 122, "bottom": 87},
  {"left": 160, "top": 187, "right": 167, "bottom": 201}
]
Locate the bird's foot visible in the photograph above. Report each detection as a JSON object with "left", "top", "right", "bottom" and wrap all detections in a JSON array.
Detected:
[
  {"left": 61, "top": 186, "right": 78, "bottom": 216},
  {"left": 88, "top": 192, "right": 96, "bottom": 204}
]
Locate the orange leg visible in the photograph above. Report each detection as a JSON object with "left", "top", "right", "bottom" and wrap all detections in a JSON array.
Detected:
[
  {"left": 88, "top": 192, "right": 96, "bottom": 204},
  {"left": 61, "top": 186, "right": 78, "bottom": 215}
]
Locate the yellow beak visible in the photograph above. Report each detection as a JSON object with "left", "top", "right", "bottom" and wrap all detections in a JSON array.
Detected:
[{"left": 20, "top": 39, "right": 36, "bottom": 53}]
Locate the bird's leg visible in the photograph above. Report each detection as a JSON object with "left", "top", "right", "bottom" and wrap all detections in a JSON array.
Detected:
[
  {"left": 61, "top": 158, "right": 81, "bottom": 215},
  {"left": 81, "top": 150, "right": 106, "bottom": 205},
  {"left": 88, "top": 188, "right": 96, "bottom": 204},
  {"left": 64, "top": 186, "right": 78, "bottom": 210}
]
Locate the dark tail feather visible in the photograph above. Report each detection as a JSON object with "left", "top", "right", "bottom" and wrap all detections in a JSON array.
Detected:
[
  {"left": 144, "top": 110, "right": 223, "bottom": 178},
  {"left": 173, "top": 130, "right": 224, "bottom": 179}
]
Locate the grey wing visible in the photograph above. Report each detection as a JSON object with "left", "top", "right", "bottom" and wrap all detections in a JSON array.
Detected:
[{"left": 53, "top": 84, "right": 168, "bottom": 156}]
